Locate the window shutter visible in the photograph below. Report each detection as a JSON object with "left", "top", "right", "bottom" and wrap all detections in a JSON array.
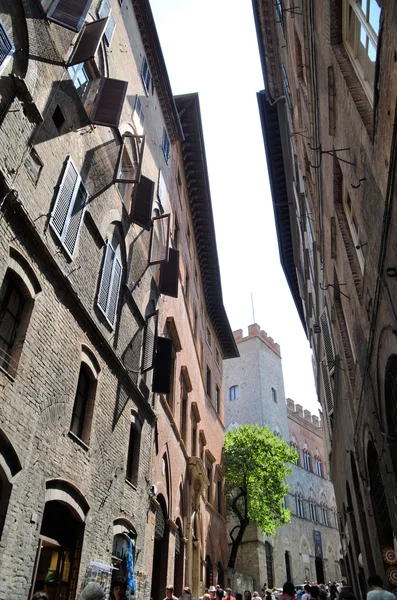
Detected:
[
  {"left": 97, "top": 0, "right": 116, "bottom": 45},
  {"left": 91, "top": 78, "right": 127, "bottom": 128},
  {"left": 149, "top": 215, "right": 170, "bottom": 265},
  {"left": 131, "top": 176, "right": 154, "bottom": 231},
  {"left": 50, "top": 157, "right": 79, "bottom": 238},
  {"left": 320, "top": 307, "right": 336, "bottom": 371},
  {"left": 141, "top": 311, "right": 158, "bottom": 372},
  {"left": 97, "top": 242, "right": 114, "bottom": 315},
  {"left": 157, "top": 170, "right": 166, "bottom": 209},
  {"left": 159, "top": 248, "right": 179, "bottom": 298},
  {"left": 0, "top": 21, "right": 13, "bottom": 68},
  {"left": 321, "top": 361, "right": 334, "bottom": 416},
  {"left": 68, "top": 18, "right": 108, "bottom": 65},
  {"left": 107, "top": 256, "right": 122, "bottom": 325},
  {"left": 47, "top": 0, "right": 92, "bottom": 32},
  {"left": 152, "top": 337, "right": 173, "bottom": 394},
  {"left": 63, "top": 181, "right": 88, "bottom": 256}
]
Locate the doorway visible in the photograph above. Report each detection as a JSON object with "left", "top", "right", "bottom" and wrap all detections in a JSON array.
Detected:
[
  {"left": 315, "top": 557, "right": 324, "bottom": 584},
  {"left": 31, "top": 501, "right": 84, "bottom": 600},
  {"left": 151, "top": 497, "right": 169, "bottom": 600}
]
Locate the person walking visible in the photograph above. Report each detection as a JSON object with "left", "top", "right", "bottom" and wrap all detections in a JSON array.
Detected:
[
  {"left": 367, "top": 575, "right": 395, "bottom": 600},
  {"left": 282, "top": 582, "right": 296, "bottom": 600}
]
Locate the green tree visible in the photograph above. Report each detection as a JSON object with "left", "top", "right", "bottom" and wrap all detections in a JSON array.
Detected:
[{"left": 224, "top": 424, "right": 298, "bottom": 569}]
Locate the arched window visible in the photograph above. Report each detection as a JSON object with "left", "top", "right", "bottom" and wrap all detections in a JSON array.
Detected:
[
  {"left": 111, "top": 519, "right": 137, "bottom": 581},
  {"left": 126, "top": 414, "right": 142, "bottom": 486},
  {"left": 314, "top": 454, "right": 323, "bottom": 477},
  {"left": 302, "top": 447, "right": 312, "bottom": 471},
  {"left": 320, "top": 495, "right": 329, "bottom": 526},
  {"left": 295, "top": 493, "right": 305, "bottom": 518},
  {"left": 0, "top": 267, "right": 36, "bottom": 377},
  {"left": 265, "top": 542, "right": 274, "bottom": 588},
  {"left": 229, "top": 385, "right": 239, "bottom": 400},
  {"left": 70, "top": 364, "right": 95, "bottom": 444},
  {"left": 308, "top": 493, "right": 317, "bottom": 521}
]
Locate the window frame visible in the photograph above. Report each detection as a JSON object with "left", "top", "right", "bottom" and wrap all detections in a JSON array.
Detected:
[
  {"left": 342, "top": 185, "right": 365, "bottom": 273},
  {"left": 271, "top": 387, "right": 277, "bottom": 403},
  {"left": 141, "top": 56, "right": 152, "bottom": 96},
  {"left": 206, "top": 366, "right": 212, "bottom": 398},
  {"left": 69, "top": 363, "right": 97, "bottom": 446},
  {"left": 161, "top": 128, "right": 171, "bottom": 163},
  {"left": 0, "top": 19, "right": 15, "bottom": 75},
  {"left": 342, "top": 0, "right": 380, "bottom": 105},
  {"left": 0, "top": 273, "right": 26, "bottom": 376},
  {"left": 97, "top": 240, "right": 123, "bottom": 328},
  {"left": 215, "top": 385, "right": 220, "bottom": 414},
  {"left": 229, "top": 385, "right": 239, "bottom": 400}
]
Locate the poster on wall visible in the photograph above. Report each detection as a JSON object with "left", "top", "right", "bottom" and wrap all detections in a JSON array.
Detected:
[
  {"left": 81, "top": 561, "right": 114, "bottom": 598},
  {"left": 313, "top": 530, "right": 323, "bottom": 558}
]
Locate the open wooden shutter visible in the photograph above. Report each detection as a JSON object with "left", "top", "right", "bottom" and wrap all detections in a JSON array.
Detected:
[
  {"left": 91, "top": 78, "right": 127, "bottom": 128},
  {"left": 50, "top": 157, "right": 79, "bottom": 239},
  {"left": 141, "top": 311, "right": 158, "bottom": 372},
  {"left": 149, "top": 215, "right": 170, "bottom": 265},
  {"left": 68, "top": 18, "right": 108, "bottom": 65},
  {"left": 320, "top": 307, "right": 336, "bottom": 372},
  {"left": 152, "top": 337, "right": 172, "bottom": 394},
  {"left": 131, "top": 176, "right": 154, "bottom": 230},
  {"left": 97, "top": 242, "right": 114, "bottom": 315},
  {"left": 63, "top": 180, "right": 88, "bottom": 256},
  {"left": 47, "top": 0, "right": 92, "bottom": 32},
  {"left": 159, "top": 248, "right": 179, "bottom": 298},
  {"left": 97, "top": 0, "right": 116, "bottom": 45},
  {"left": 107, "top": 256, "right": 122, "bottom": 325}
]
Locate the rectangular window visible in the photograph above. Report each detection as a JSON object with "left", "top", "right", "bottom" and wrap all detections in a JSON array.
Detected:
[
  {"left": 67, "top": 62, "right": 93, "bottom": 101},
  {"left": 271, "top": 387, "right": 277, "bottom": 403},
  {"left": 229, "top": 385, "right": 239, "bottom": 400},
  {"left": 342, "top": 186, "right": 365, "bottom": 273},
  {"left": 207, "top": 464, "right": 212, "bottom": 503},
  {"left": 215, "top": 386, "right": 220, "bottom": 414},
  {"left": 185, "top": 273, "right": 190, "bottom": 299},
  {"left": 97, "top": 241, "right": 123, "bottom": 328},
  {"left": 215, "top": 348, "right": 220, "bottom": 368},
  {"left": 0, "top": 20, "right": 14, "bottom": 74},
  {"left": 161, "top": 128, "right": 170, "bottom": 163},
  {"left": 282, "top": 63, "right": 291, "bottom": 111},
  {"left": 97, "top": 0, "right": 116, "bottom": 46},
  {"left": 47, "top": 0, "right": 92, "bottom": 32},
  {"left": 141, "top": 56, "right": 151, "bottom": 95},
  {"left": 133, "top": 95, "right": 144, "bottom": 133},
  {"left": 50, "top": 157, "right": 88, "bottom": 258},
  {"left": 217, "top": 481, "right": 223, "bottom": 514},
  {"left": 206, "top": 327, "right": 212, "bottom": 348},
  {"left": 0, "top": 273, "right": 25, "bottom": 374},
  {"left": 206, "top": 366, "right": 211, "bottom": 398},
  {"left": 25, "top": 147, "right": 43, "bottom": 186},
  {"left": 343, "top": 0, "right": 380, "bottom": 103}
]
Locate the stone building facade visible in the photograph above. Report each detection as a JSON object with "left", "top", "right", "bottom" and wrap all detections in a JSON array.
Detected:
[
  {"left": 253, "top": 0, "right": 397, "bottom": 596},
  {"left": 224, "top": 325, "right": 341, "bottom": 590},
  {"left": 0, "top": 2, "right": 236, "bottom": 599}
]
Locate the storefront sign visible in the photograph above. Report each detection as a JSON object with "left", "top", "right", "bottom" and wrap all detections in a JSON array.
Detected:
[{"left": 313, "top": 530, "right": 323, "bottom": 558}]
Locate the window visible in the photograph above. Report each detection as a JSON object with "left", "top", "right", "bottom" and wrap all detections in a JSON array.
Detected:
[
  {"left": 126, "top": 421, "right": 141, "bottom": 486},
  {"left": 67, "top": 62, "right": 93, "bottom": 101},
  {"left": 217, "top": 480, "right": 223, "bottom": 515},
  {"left": 50, "top": 157, "right": 88, "bottom": 258},
  {"left": 191, "top": 422, "right": 197, "bottom": 456},
  {"left": 275, "top": 0, "right": 284, "bottom": 32},
  {"left": 206, "top": 366, "right": 211, "bottom": 398},
  {"left": 0, "top": 273, "right": 27, "bottom": 375},
  {"left": 47, "top": 0, "right": 92, "bottom": 32},
  {"left": 265, "top": 542, "right": 274, "bottom": 588},
  {"left": 193, "top": 310, "right": 198, "bottom": 338},
  {"left": 185, "top": 273, "right": 190, "bottom": 299},
  {"left": 207, "top": 464, "right": 212, "bottom": 503},
  {"left": 281, "top": 63, "right": 291, "bottom": 111},
  {"left": 315, "top": 457, "right": 323, "bottom": 477},
  {"left": 206, "top": 327, "right": 212, "bottom": 348},
  {"left": 97, "top": 0, "right": 116, "bottom": 45},
  {"left": 173, "top": 218, "right": 179, "bottom": 249},
  {"left": 97, "top": 240, "right": 123, "bottom": 328},
  {"left": 141, "top": 56, "right": 151, "bottom": 95},
  {"left": 321, "top": 503, "right": 329, "bottom": 526},
  {"left": 271, "top": 387, "right": 277, "bottom": 403},
  {"left": 52, "top": 105, "right": 65, "bottom": 131},
  {"left": 133, "top": 96, "right": 144, "bottom": 133},
  {"left": 0, "top": 20, "right": 14, "bottom": 74},
  {"left": 229, "top": 385, "right": 239, "bottom": 400},
  {"left": 161, "top": 128, "right": 170, "bottom": 163},
  {"left": 295, "top": 494, "right": 305, "bottom": 518},
  {"left": 215, "top": 348, "right": 220, "bottom": 368},
  {"left": 342, "top": 0, "right": 380, "bottom": 103},
  {"left": 309, "top": 500, "right": 317, "bottom": 521},
  {"left": 24, "top": 147, "right": 43, "bottom": 186},
  {"left": 70, "top": 364, "right": 96, "bottom": 445},
  {"left": 181, "top": 377, "right": 188, "bottom": 444},
  {"left": 215, "top": 386, "right": 220, "bottom": 414},
  {"left": 303, "top": 449, "right": 312, "bottom": 471}
]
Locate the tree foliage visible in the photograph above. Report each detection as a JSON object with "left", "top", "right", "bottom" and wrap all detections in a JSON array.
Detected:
[{"left": 224, "top": 424, "right": 298, "bottom": 568}]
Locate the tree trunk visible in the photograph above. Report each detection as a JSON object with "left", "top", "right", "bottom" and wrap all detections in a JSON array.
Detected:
[{"left": 227, "top": 518, "right": 249, "bottom": 569}]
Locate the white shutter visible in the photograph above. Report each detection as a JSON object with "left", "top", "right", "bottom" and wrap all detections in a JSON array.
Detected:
[
  {"left": 97, "top": 0, "right": 115, "bottom": 45},
  {"left": 320, "top": 306, "right": 336, "bottom": 372},
  {"left": 50, "top": 158, "right": 79, "bottom": 238},
  {"left": 63, "top": 181, "right": 88, "bottom": 256},
  {"left": 97, "top": 242, "right": 114, "bottom": 315},
  {"left": 107, "top": 256, "right": 122, "bottom": 325}
]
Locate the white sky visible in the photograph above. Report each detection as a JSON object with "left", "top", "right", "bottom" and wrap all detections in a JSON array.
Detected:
[{"left": 150, "top": 0, "right": 319, "bottom": 415}]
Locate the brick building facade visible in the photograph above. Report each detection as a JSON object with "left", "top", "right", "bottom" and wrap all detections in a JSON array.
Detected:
[
  {"left": 253, "top": 0, "right": 397, "bottom": 596},
  {"left": 224, "top": 325, "right": 341, "bottom": 590},
  {"left": 0, "top": 2, "right": 236, "bottom": 599}
]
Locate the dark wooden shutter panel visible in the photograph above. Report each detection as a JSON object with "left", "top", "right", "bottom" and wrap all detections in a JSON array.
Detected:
[
  {"left": 152, "top": 337, "right": 172, "bottom": 394},
  {"left": 141, "top": 311, "right": 158, "bottom": 372},
  {"left": 47, "top": 0, "right": 92, "bottom": 32},
  {"left": 50, "top": 157, "right": 79, "bottom": 237},
  {"left": 149, "top": 215, "right": 170, "bottom": 265},
  {"left": 64, "top": 181, "right": 88, "bottom": 256},
  {"left": 131, "top": 176, "right": 154, "bottom": 231},
  {"left": 159, "top": 248, "right": 179, "bottom": 298},
  {"left": 107, "top": 257, "right": 122, "bottom": 326},
  {"left": 91, "top": 78, "right": 128, "bottom": 128},
  {"left": 68, "top": 18, "right": 108, "bottom": 65}
]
